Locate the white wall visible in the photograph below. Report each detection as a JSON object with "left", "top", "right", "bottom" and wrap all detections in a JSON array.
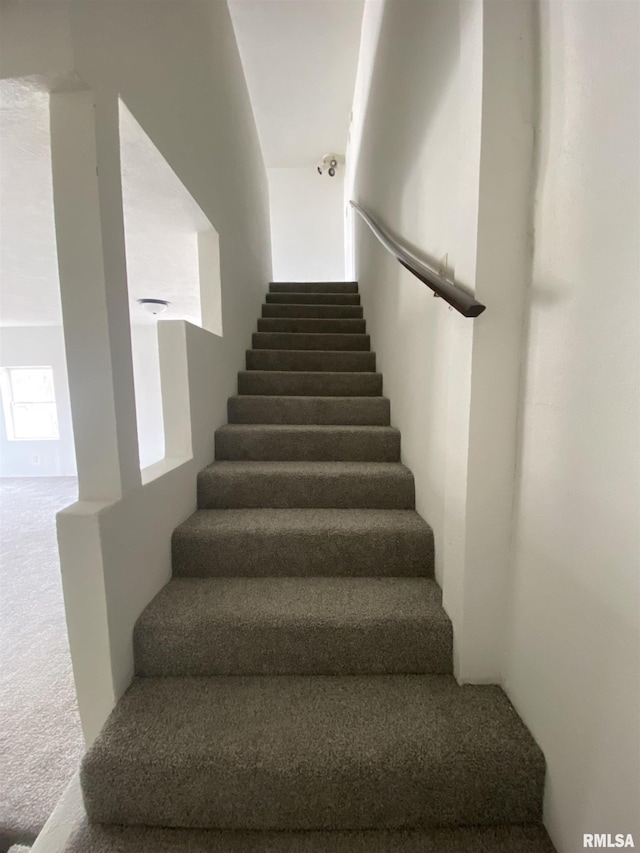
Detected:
[
  {"left": 344, "top": 0, "right": 385, "bottom": 278},
  {"left": 269, "top": 167, "right": 345, "bottom": 281},
  {"left": 1, "top": 0, "right": 272, "bottom": 741},
  {"left": 351, "top": 0, "right": 535, "bottom": 683},
  {"left": 350, "top": 0, "right": 640, "bottom": 848},
  {"left": 129, "top": 324, "right": 163, "bottom": 469},
  {"left": 504, "top": 2, "right": 640, "bottom": 849},
  {"left": 0, "top": 326, "right": 76, "bottom": 477},
  {"left": 352, "top": 0, "right": 460, "bottom": 597}
]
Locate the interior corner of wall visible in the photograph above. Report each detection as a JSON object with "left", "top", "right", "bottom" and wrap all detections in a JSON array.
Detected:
[
  {"left": 197, "top": 229, "right": 223, "bottom": 337},
  {"left": 157, "top": 320, "right": 193, "bottom": 463},
  {"left": 56, "top": 504, "right": 118, "bottom": 745}
]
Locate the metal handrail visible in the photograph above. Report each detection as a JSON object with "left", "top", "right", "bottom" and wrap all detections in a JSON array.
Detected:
[{"left": 349, "top": 201, "right": 486, "bottom": 318}]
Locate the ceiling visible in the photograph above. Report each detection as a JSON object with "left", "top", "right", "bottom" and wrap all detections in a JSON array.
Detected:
[{"left": 228, "top": 0, "right": 364, "bottom": 168}]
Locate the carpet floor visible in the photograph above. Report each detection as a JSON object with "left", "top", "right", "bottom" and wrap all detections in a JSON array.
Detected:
[{"left": 0, "top": 478, "right": 84, "bottom": 853}]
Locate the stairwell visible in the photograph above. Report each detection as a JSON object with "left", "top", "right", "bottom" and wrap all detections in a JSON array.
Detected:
[{"left": 68, "top": 282, "right": 554, "bottom": 852}]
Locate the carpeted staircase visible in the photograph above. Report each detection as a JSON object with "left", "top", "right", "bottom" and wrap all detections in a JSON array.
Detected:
[{"left": 69, "top": 282, "right": 555, "bottom": 851}]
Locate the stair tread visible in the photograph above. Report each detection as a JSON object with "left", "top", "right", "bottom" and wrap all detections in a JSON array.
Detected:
[
  {"left": 252, "top": 332, "right": 371, "bottom": 351},
  {"left": 270, "top": 281, "right": 359, "bottom": 293},
  {"left": 246, "top": 350, "right": 376, "bottom": 372},
  {"left": 176, "top": 507, "right": 430, "bottom": 534},
  {"left": 238, "top": 371, "right": 383, "bottom": 397},
  {"left": 172, "top": 508, "right": 434, "bottom": 578},
  {"left": 230, "top": 395, "right": 388, "bottom": 402},
  {"left": 199, "top": 461, "right": 414, "bottom": 509},
  {"left": 135, "top": 577, "right": 452, "bottom": 677},
  {"left": 201, "top": 460, "right": 412, "bottom": 475},
  {"left": 139, "top": 576, "right": 445, "bottom": 627},
  {"left": 266, "top": 293, "right": 361, "bottom": 304},
  {"left": 64, "top": 822, "right": 556, "bottom": 853},
  {"left": 262, "top": 304, "right": 364, "bottom": 318},
  {"left": 215, "top": 424, "right": 400, "bottom": 462},
  {"left": 227, "top": 395, "right": 390, "bottom": 425},
  {"left": 82, "top": 674, "right": 545, "bottom": 829},
  {"left": 257, "top": 318, "right": 366, "bottom": 332},
  {"left": 217, "top": 424, "right": 399, "bottom": 434}
]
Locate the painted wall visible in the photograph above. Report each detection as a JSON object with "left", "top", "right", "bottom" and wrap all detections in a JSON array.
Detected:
[
  {"left": 350, "top": 0, "right": 639, "bottom": 848},
  {"left": 350, "top": 0, "right": 536, "bottom": 685},
  {"left": 504, "top": 2, "right": 640, "bottom": 849},
  {"left": 269, "top": 167, "right": 345, "bottom": 281},
  {"left": 351, "top": 0, "right": 461, "bottom": 601},
  {"left": 1, "top": 0, "right": 272, "bottom": 740},
  {"left": 0, "top": 326, "right": 76, "bottom": 477},
  {"left": 129, "top": 324, "right": 163, "bottom": 470}
]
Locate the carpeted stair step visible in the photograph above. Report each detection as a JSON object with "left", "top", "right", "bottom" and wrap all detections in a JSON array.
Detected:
[
  {"left": 134, "top": 577, "right": 452, "bottom": 677},
  {"left": 198, "top": 462, "right": 414, "bottom": 509},
  {"left": 227, "top": 395, "right": 390, "bottom": 425},
  {"left": 215, "top": 425, "right": 400, "bottom": 462},
  {"left": 252, "top": 332, "right": 370, "bottom": 351},
  {"left": 270, "top": 282, "right": 358, "bottom": 293},
  {"left": 62, "top": 821, "right": 557, "bottom": 852},
  {"left": 246, "top": 349, "right": 375, "bottom": 372},
  {"left": 238, "top": 371, "right": 382, "bottom": 397},
  {"left": 257, "top": 317, "right": 366, "bottom": 333},
  {"left": 172, "top": 509, "right": 434, "bottom": 578},
  {"left": 81, "top": 675, "right": 545, "bottom": 830},
  {"left": 266, "top": 293, "right": 361, "bottom": 305},
  {"left": 262, "top": 303, "right": 364, "bottom": 319}
]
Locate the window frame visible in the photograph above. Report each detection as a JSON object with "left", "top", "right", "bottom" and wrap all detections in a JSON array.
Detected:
[{"left": 0, "top": 366, "right": 61, "bottom": 442}]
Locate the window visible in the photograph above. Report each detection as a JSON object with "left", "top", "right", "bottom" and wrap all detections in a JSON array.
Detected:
[{"left": 0, "top": 367, "right": 60, "bottom": 440}]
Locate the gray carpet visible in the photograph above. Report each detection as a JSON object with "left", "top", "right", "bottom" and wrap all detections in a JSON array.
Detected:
[
  {"left": 227, "top": 394, "right": 390, "bottom": 425},
  {"left": 134, "top": 577, "right": 453, "bottom": 676},
  {"left": 171, "top": 508, "right": 434, "bottom": 578},
  {"left": 81, "top": 675, "right": 545, "bottom": 829},
  {"left": 197, "top": 461, "right": 416, "bottom": 508},
  {"left": 64, "top": 823, "right": 556, "bottom": 852},
  {"left": 0, "top": 478, "right": 84, "bottom": 852},
  {"left": 76, "top": 281, "right": 553, "bottom": 849}
]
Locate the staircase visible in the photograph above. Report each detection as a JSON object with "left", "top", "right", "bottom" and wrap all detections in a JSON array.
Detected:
[{"left": 70, "top": 282, "right": 554, "bottom": 852}]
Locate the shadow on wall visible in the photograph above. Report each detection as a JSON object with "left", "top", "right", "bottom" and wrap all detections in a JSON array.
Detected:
[
  {"left": 356, "top": 0, "right": 460, "bottom": 240},
  {"left": 352, "top": 0, "right": 462, "bottom": 585},
  {"left": 505, "top": 0, "right": 640, "bottom": 843}
]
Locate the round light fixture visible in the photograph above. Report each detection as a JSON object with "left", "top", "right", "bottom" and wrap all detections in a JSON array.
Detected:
[{"left": 138, "top": 298, "right": 170, "bottom": 316}]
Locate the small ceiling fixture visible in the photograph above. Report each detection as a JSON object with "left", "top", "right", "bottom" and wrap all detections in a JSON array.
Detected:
[
  {"left": 138, "top": 298, "right": 170, "bottom": 316},
  {"left": 317, "top": 153, "right": 341, "bottom": 178}
]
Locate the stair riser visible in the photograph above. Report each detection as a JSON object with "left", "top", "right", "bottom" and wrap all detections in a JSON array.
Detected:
[
  {"left": 215, "top": 431, "right": 400, "bottom": 462},
  {"left": 227, "top": 396, "right": 390, "bottom": 425},
  {"left": 266, "top": 293, "right": 361, "bottom": 305},
  {"left": 252, "top": 333, "right": 370, "bottom": 352},
  {"left": 262, "top": 304, "right": 364, "bottom": 319},
  {"left": 238, "top": 372, "right": 383, "bottom": 397},
  {"left": 61, "top": 823, "right": 559, "bottom": 852},
  {"left": 198, "top": 472, "right": 415, "bottom": 509},
  {"left": 172, "top": 528, "right": 434, "bottom": 578},
  {"left": 134, "top": 622, "right": 452, "bottom": 677},
  {"left": 246, "top": 351, "right": 376, "bottom": 373},
  {"left": 257, "top": 318, "right": 366, "bottom": 334},
  {"left": 270, "top": 282, "right": 358, "bottom": 293},
  {"left": 83, "top": 772, "right": 542, "bottom": 831}
]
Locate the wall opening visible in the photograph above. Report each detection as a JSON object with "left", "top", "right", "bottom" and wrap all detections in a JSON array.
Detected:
[
  {"left": 118, "top": 98, "right": 222, "bottom": 471},
  {"left": 0, "top": 77, "right": 84, "bottom": 845}
]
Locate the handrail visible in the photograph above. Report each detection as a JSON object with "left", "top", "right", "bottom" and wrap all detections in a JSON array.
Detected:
[{"left": 349, "top": 201, "right": 486, "bottom": 318}]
